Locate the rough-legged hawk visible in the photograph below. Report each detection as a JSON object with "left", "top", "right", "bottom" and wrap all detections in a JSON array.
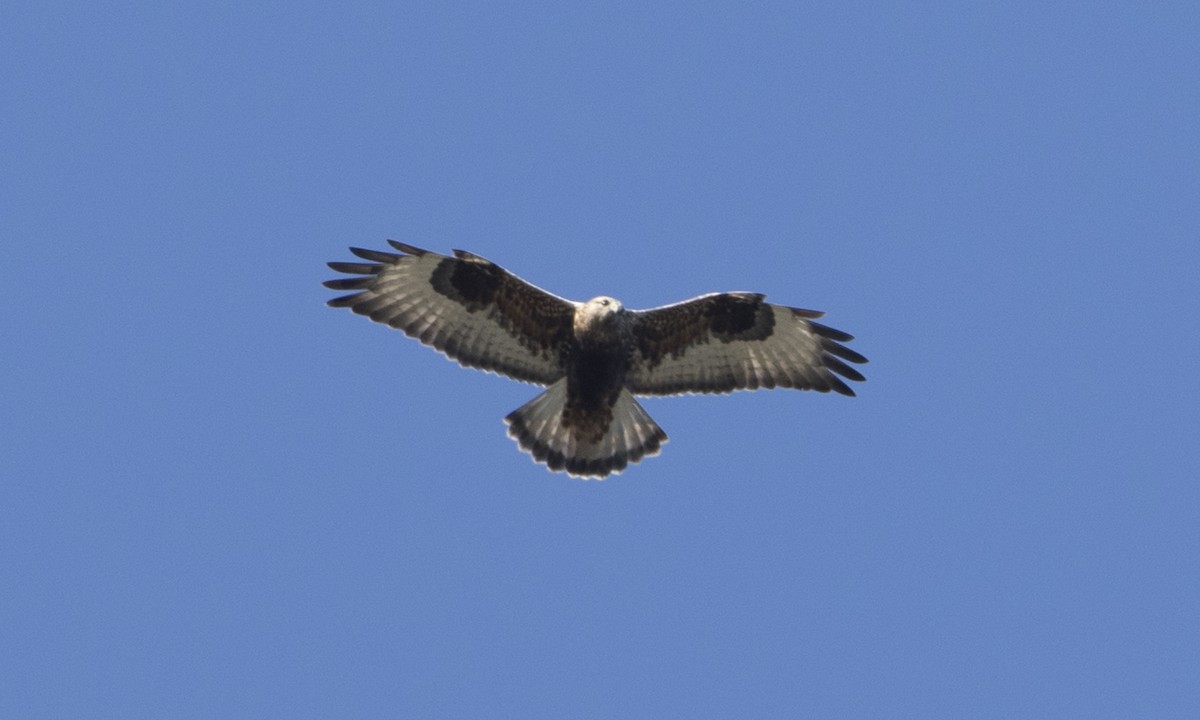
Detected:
[{"left": 325, "top": 242, "right": 867, "bottom": 479}]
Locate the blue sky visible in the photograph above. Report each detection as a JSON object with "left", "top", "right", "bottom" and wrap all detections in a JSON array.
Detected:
[{"left": 3, "top": 1, "right": 1198, "bottom": 717}]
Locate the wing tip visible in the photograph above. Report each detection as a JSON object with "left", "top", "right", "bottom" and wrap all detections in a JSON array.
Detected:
[
  {"left": 823, "top": 339, "right": 868, "bottom": 365},
  {"left": 808, "top": 320, "right": 854, "bottom": 342},
  {"left": 825, "top": 356, "right": 867, "bottom": 384},
  {"left": 326, "top": 293, "right": 364, "bottom": 308},
  {"left": 830, "top": 380, "right": 857, "bottom": 397},
  {"left": 349, "top": 246, "right": 401, "bottom": 263},
  {"left": 387, "top": 240, "right": 428, "bottom": 255},
  {"left": 327, "top": 261, "right": 383, "bottom": 275},
  {"left": 323, "top": 277, "right": 374, "bottom": 291}
]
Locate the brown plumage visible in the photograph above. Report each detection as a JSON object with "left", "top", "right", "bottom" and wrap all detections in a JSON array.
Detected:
[{"left": 325, "top": 242, "right": 866, "bottom": 479}]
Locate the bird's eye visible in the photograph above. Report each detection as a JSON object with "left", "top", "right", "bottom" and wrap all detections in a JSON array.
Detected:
[{"left": 601, "top": 299, "right": 609, "bottom": 305}]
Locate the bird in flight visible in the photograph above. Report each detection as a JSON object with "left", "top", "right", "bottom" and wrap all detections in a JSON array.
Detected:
[{"left": 325, "top": 242, "right": 866, "bottom": 479}]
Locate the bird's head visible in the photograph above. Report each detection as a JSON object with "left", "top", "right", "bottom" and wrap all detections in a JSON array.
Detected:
[
  {"left": 585, "top": 296, "right": 623, "bottom": 316},
  {"left": 575, "top": 296, "right": 625, "bottom": 338}
]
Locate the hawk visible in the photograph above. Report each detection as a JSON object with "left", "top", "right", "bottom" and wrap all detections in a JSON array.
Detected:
[{"left": 325, "top": 242, "right": 867, "bottom": 479}]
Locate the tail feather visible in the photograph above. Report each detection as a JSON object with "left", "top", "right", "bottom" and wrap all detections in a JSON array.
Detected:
[{"left": 505, "top": 380, "right": 668, "bottom": 479}]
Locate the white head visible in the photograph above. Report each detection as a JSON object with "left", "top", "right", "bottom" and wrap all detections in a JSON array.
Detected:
[
  {"left": 574, "top": 296, "right": 625, "bottom": 338},
  {"left": 585, "top": 296, "right": 623, "bottom": 315}
]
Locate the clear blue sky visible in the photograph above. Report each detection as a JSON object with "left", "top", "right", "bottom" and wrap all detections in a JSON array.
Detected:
[{"left": 4, "top": 2, "right": 1198, "bottom": 717}]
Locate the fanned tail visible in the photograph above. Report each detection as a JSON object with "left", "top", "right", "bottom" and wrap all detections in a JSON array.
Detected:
[{"left": 504, "top": 380, "right": 668, "bottom": 479}]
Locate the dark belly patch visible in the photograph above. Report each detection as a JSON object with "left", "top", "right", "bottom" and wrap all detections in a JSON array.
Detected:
[{"left": 563, "top": 346, "right": 626, "bottom": 443}]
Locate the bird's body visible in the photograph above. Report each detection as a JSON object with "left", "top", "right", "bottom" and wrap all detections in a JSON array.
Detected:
[{"left": 325, "top": 242, "right": 866, "bottom": 478}]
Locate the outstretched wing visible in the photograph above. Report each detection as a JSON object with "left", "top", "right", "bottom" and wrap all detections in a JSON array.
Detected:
[
  {"left": 324, "top": 242, "right": 577, "bottom": 385},
  {"left": 626, "top": 292, "right": 867, "bottom": 396}
]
